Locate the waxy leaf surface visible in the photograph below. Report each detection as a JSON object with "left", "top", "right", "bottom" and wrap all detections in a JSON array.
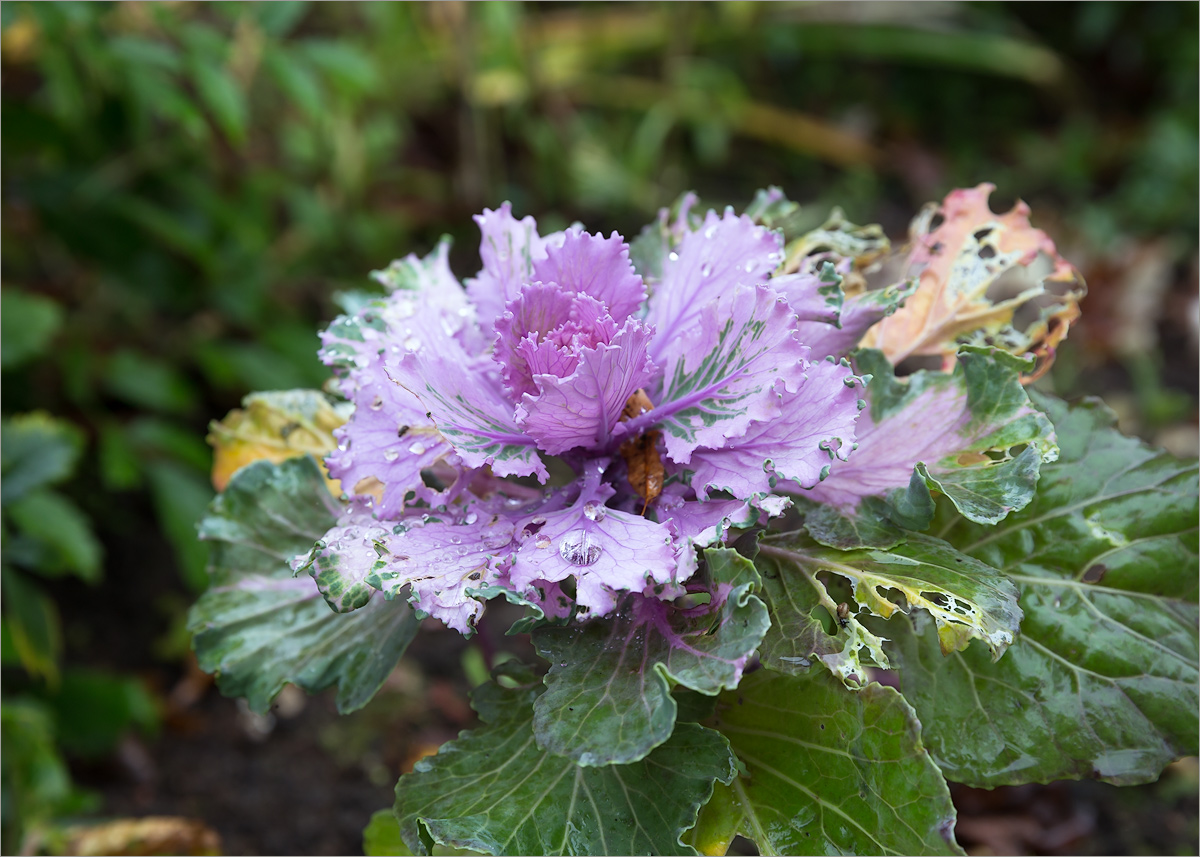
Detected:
[
  {"left": 393, "top": 667, "right": 737, "bottom": 856},
  {"left": 887, "top": 394, "right": 1199, "bottom": 786},
  {"left": 189, "top": 457, "right": 418, "bottom": 713},
  {"left": 695, "top": 670, "right": 962, "bottom": 857},
  {"left": 530, "top": 549, "right": 768, "bottom": 766}
]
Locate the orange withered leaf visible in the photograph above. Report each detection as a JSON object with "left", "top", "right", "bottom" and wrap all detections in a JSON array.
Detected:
[{"left": 861, "top": 183, "right": 1084, "bottom": 380}]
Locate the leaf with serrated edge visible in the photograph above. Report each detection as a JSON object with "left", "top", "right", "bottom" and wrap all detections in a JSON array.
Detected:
[
  {"left": 531, "top": 548, "right": 768, "bottom": 766},
  {"left": 393, "top": 667, "right": 737, "bottom": 856},
  {"left": 886, "top": 393, "right": 1198, "bottom": 787},
  {"left": 701, "top": 669, "right": 962, "bottom": 857},
  {"left": 755, "top": 531, "right": 1021, "bottom": 688},
  {"left": 189, "top": 457, "right": 419, "bottom": 713}
]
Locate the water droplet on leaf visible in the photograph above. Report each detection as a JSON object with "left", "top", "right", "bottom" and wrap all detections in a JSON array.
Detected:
[
  {"left": 559, "top": 530, "right": 602, "bottom": 566},
  {"left": 409, "top": 442, "right": 426, "bottom": 455},
  {"left": 582, "top": 502, "right": 606, "bottom": 522}
]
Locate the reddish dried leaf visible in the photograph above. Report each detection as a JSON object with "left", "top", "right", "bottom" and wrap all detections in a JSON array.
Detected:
[{"left": 862, "top": 183, "right": 1085, "bottom": 377}]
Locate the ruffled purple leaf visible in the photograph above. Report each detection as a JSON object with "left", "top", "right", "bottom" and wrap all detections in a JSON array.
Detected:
[
  {"left": 635, "top": 284, "right": 809, "bottom": 465},
  {"left": 507, "top": 473, "right": 692, "bottom": 617},
  {"left": 466, "top": 203, "right": 562, "bottom": 328},
  {"left": 531, "top": 229, "right": 647, "bottom": 324},
  {"left": 655, "top": 485, "right": 788, "bottom": 547},
  {"left": 395, "top": 352, "right": 548, "bottom": 481},
  {"left": 327, "top": 355, "right": 453, "bottom": 515},
  {"left": 794, "top": 277, "right": 918, "bottom": 360},
  {"left": 688, "top": 356, "right": 865, "bottom": 500},
  {"left": 645, "top": 210, "right": 783, "bottom": 365},
  {"left": 517, "top": 316, "right": 656, "bottom": 455},
  {"left": 300, "top": 503, "right": 517, "bottom": 635}
]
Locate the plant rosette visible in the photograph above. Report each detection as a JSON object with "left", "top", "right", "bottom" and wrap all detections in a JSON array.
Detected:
[{"left": 194, "top": 186, "right": 1198, "bottom": 857}]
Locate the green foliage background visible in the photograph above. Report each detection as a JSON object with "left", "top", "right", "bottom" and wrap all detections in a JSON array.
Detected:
[{"left": 1, "top": 1, "right": 1196, "bottom": 852}]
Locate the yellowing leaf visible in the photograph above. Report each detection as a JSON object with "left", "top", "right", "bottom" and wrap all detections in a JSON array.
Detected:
[
  {"left": 207, "top": 390, "right": 350, "bottom": 493},
  {"left": 862, "top": 183, "right": 1084, "bottom": 380}
]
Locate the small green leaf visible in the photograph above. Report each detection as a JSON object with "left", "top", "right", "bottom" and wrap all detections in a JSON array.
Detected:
[
  {"left": 1, "top": 288, "right": 63, "bottom": 370},
  {"left": 531, "top": 548, "right": 768, "bottom": 766},
  {"left": 189, "top": 457, "right": 419, "bottom": 714},
  {"left": 102, "top": 349, "right": 199, "bottom": 415},
  {"left": 393, "top": 670, "right": 737, "bottom": 856},
  {"left": 145, "top": 461, "right": 213, "bottom": 593},
  {"left": 1, "top": 566, "right": 61, "bottom": 683},
  {"left": 7, "top": 489, "right": 103, "bottom": 582},
  {"left": 46, "top": 668, "right": 159, "bottom": 757},
  {"left": 887, "top": 393, "right": 1198, "bottom": 787},
  {"left": 756, "top": 531, "right": 1021, "bottom": 686},
  {"left": 1, "top": 413, "right": 84, "bottom": 506},
  {"left": 191, "top": 61, "right": 247, "bottom": 144},
  {"left": 364, "top": 809, "right": 415, "bottom": 857},
  {"left": 706, "top": 669, "right": 962, "bottom": 856}
]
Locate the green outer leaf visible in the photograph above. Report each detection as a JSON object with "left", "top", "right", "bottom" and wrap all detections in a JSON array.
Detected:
[
  {"left": 530, "top": 549, "right": 769, "bottom": 766},
  {"left": 188, "top": 457, "right": 419, "bottom": 713},
  {"left": 1, "top": 288, "right": 63, "bottom": 370},
  {"left": 394, "top": 671, "right": 737, "bottom": 857},
  {"left": 705, "top": 669, "right": 962, "bottom": 857},
  {"left": 755, "top": 531, "right": 1021, "bottom": 685},
  {"left": 754, "top": 543, "right": 891, "bottom": 687},
  {"left": 889, "top": 393, "right": 1199, "bottom": 786},
  {"left": 6, "top": 489, "right": 103, "bottom": 582}
]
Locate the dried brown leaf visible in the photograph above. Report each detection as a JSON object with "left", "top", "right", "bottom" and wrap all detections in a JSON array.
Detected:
[{"left": 862, "top": 183, "right": 1085, "bottom": 379}]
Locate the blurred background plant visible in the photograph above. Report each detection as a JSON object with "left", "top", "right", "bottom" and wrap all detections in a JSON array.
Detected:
[{"left": 1, "top": 2, "right": 1195, "bottom": 854}]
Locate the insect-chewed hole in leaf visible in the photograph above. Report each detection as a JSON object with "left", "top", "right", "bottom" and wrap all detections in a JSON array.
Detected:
[
  {"left": 815, "top": 570, "right": 854, "bottom": 604},
  {"left": 877, "top": 586, "right": 908, "bottom": 612},
  {"left": 923, "top": 591, "right": 949, "bottom": 608}
]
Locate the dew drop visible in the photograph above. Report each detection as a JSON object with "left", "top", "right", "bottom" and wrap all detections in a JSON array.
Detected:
[
  {"left": 744, "top": 261, "right": 756, "bottom": 273},
  {"left": 704, "top": 224, "right": 718, "bottom": 239},
  {"left": 370, "top": 396, "right": 384, "bottom": 411},
  {"left": 384, "top": 450, "right": 399, "bottom": 462},
  {"left": 668, "top": 251, "right": 680, "bottom": 262},
  {"left": 408, "top": 442, "right": 427, "bottom": 455},
  {"left": 700, "top": 262, "right": 713, "bottom": 277},
  {"left": 534, "top": 535, "right": 552, "bottom": 549},
  {"left": 404, "top": 336, "right": 421, "bottom": 351},
  {"left": 582, "top": 502, "right": 606, "bottom": 522},
  {"left": 464, "top": 512, "right": 479, "bottom": 525},
  {"left": 559, "top": 530, "right": 602, "bottom": 566}
]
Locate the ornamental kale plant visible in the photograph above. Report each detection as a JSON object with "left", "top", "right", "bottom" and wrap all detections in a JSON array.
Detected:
[{"left": 193, "top": 185, "right": 1198, "bottom": 856}]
